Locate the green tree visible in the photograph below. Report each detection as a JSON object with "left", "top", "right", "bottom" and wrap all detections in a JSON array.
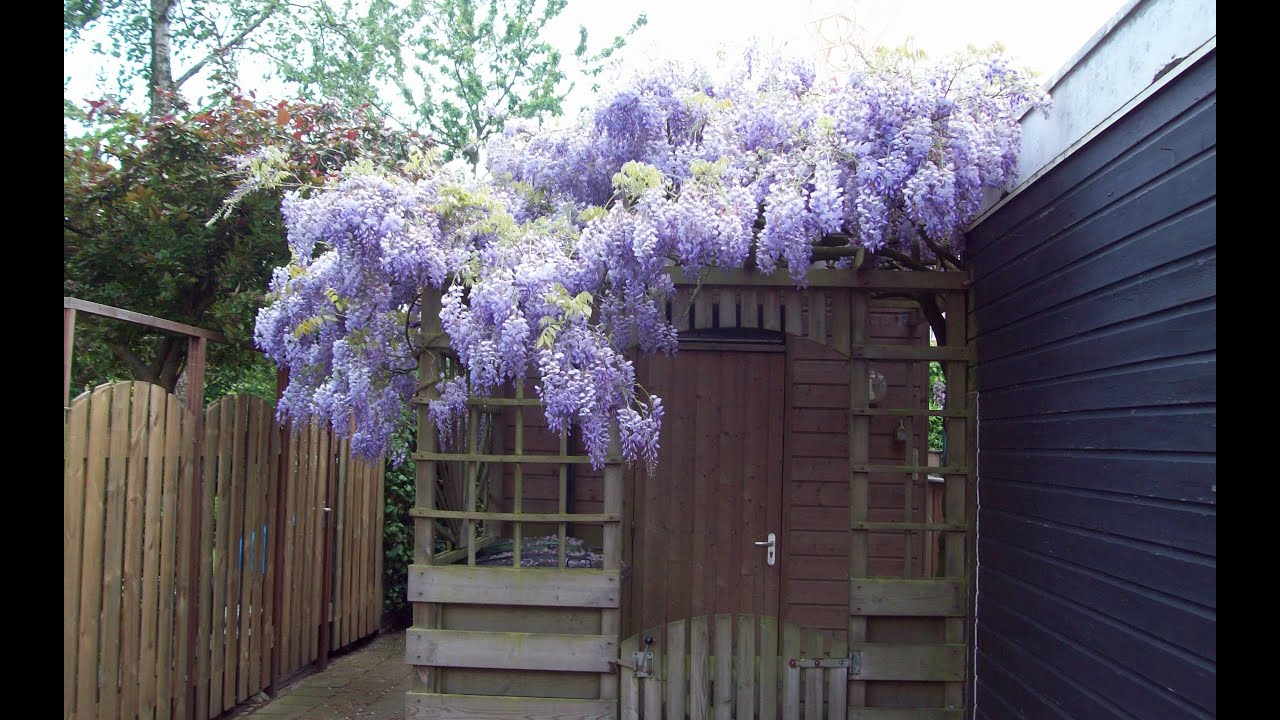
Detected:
[
  {"left": 64, "top": 95, "right": 419, "bottom": 395},
  {"left": 280, "top": 0, "right": 647, "bottom": 166}
]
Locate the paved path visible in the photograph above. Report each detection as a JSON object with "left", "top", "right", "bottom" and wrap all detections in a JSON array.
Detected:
[{"left": 237, "top": 632, "right": 412, "bottom": 720}]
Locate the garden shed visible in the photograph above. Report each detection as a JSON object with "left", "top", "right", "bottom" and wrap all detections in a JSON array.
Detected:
[{"left": 405, "top": 268, "right": 976, "bottom": 719}]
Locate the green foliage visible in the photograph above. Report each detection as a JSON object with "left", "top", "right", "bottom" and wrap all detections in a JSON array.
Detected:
[
  {"left": 64, "top": 95, "right": 416, "bottom": 395},
  {"left": 381, "top": 409, "right": 417, "bottom": 627},
  {"left": 283, "top": 0, "right": 647, "bottom": 165},
  {"left": 929, "top": 360, "right": 945, "bottom": 453}
]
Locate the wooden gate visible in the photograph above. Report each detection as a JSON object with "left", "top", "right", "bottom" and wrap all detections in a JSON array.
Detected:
[{"left": 620, "top": 615, "right": 851, "bottom": 720}]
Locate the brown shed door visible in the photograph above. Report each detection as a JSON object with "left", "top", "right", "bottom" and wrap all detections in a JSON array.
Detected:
[{"left": 630, "top": 346, "right": 785, "bottom": 634}]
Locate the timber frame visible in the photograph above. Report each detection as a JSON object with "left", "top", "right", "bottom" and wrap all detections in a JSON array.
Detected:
[{"left": 405, "top": 267, "right": 975, "bottom": 720}]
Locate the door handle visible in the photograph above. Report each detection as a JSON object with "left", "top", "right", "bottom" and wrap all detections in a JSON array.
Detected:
[{"left": 754, "top": 532, "right": 777, "bottom": 566}]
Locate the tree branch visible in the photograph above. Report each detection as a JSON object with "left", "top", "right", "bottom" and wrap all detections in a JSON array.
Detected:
[{"left": 173, "top": 5, "right": 277, "bottom": 89}]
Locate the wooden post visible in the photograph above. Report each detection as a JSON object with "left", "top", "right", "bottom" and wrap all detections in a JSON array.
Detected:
[
  {"left": 185, "top": 336, "right": 207, "bottom": 718},
  {"left": 64, "top": 307, "right": 76, "bottom": 406},
  {"left": 413, "top": 290, "right": 443, "bottom": 695},
  {"left": 847, "top": 291, "right": 869, "bottom": 710},
  {"left": 943, "top": 291, "right": 969, "bottom": 710},
  {"left": 268, "top": 367, "right": 290, "bottom": 697},
  {"left": 601, "top": 425, "right": 623, "bottom": 701}
]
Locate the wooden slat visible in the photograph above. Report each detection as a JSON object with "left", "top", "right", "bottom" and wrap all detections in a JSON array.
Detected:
[
  {"left": 282, "top": 427, "right": 301, "bottom": 675},
  {"left": 138, "top": 385, "right": 167, "bottom": 718},
  {"left": 736, "top": 615, "right": 755, "bottom": 720},
  {"left": 156, "top": 394, "right": 183, "bottom": 720},
  {"left": 850, "top": 579, "right": 965, "bottom": 616},
  {"left": 119, "top": 383, "right": 150, "bottom": 719},
  {"left": 741, "top": 289, "right": 759, "bottom": 328},
  {"left": 667, "top": 619, "right": 687, "bottom": 719},
  {"left": 759, "top": 615, "right": 778, "bottom": 720},
  {"left": 405, "top": 629, "right": 618, "bottom": 672},
  {"left": 407, "top": 566, "right": 621, "bottom": 608},
  {"left": 409, "top": 508, "right": 621, "bottom": 523},
  {"left": 406, "top": 693, "right": 616, "bottom": 720},
  {"left": 847, "top": 710, "right": 964, "bottom": 720},
  {"left": 850, "top": 521, "right": 965, "bottom": 532},
  {"left": 673, "top": 287, "right": 692, "bottom": 331},
  {"left": 805, "top": 666, "right": 823, "bottom": 720},
  {"left": 259, "top": 414, "right": 279, "bottom": 690},
  {"left": 694, "top": 288, "right": 713, "bottom": 329},
  {"left": 808, "top": 290, "right": 827, "bottom": 344},
  {"left": 642, "top": 627, "right": 663, "bottom": 719},
  {"left": 621, "top": 635, "right": 640, "bottom": 720},
  {"left": 667, "top": 268, "right": 970, "bottom": 290},
  {"left": 336, "top": 442, "right": 350, "bottom": 648},
  {"left": 64, "top": 389, "right": 92, "bottom": 720},
  {"left": 782, "top": 624, "right": 801, "bottom": 720},
  {"left": 99, "top": 382, "right": 131, "bottom": 720},
  {"left": 222, "top": 395, "right": 250, "bottom": 710},
  {"left": 241, "top": 399, "right": 265, "bottom": 699},
  {"left": 411, "top": 451, "right": 594, "bottom": 464},
  {"left": 831, "top": 290, "right": 851, "bottom": 354},
  {"left": 762, "top": 291, "right": 781, "bottom": 330},
  {"left": 827, "top": 666, "right": 846, "bottom": 720},
  {"left": 208, "top": 401, "right": 232, "bottom": 713},
  {"left": 849, "top": 345, "right": 970, "bottom": 361},
  {"left": 714, "top": 614, "right": 732, "bottom": 720},
  {"left": 848, "top": 643, "right": 965, "bottom": 681},
  {"left": 690, "top": 615, "right": 711, "bottom": 720},
  {"left": 785, "top": 292, "right": 803, "bottom": 335}
]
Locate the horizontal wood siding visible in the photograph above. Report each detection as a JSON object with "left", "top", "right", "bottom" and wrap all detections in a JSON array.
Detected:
[
  {"left": 966, "top": 51, "right": 1215, "bottom": 720},
  {"left": 784, "top": 307, "right": 930, "bottom": 638}
]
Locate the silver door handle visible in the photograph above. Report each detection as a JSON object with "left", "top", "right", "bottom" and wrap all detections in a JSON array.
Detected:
[{"left": 754, "top": 532, "right": 776, "bottom": 566}]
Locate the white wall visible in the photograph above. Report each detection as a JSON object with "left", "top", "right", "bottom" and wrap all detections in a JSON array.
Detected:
[{"left": 974, "top": 0, "right": 1216, "bottom": 220}]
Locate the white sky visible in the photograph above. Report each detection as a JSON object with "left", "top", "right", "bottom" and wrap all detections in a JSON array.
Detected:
[{"left": 65, "top": 0, "right": 1129, "bottom": 120}]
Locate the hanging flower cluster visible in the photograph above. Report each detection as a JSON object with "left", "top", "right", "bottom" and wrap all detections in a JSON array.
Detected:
[{"left": 252, "top": 45, "right": 1048, "bottom": 469}]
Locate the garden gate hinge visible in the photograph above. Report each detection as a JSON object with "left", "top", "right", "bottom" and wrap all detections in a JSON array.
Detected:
[{"left": 786, "top": 651, "right": 861, "bottom": 677}]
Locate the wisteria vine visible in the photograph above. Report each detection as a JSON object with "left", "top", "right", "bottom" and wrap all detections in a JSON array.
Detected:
[{"left": 251, "top": 45, "right": 1048, "bottom": 470}]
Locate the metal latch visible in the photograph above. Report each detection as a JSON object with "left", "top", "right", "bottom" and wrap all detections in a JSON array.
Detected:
[{"left": 624, "top": 635, "right": 655, "bottom": 678}]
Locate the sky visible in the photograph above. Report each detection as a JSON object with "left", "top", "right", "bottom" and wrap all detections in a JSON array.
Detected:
[{"left": 65, "top": 0, "right": 1130, "bottom": 121}]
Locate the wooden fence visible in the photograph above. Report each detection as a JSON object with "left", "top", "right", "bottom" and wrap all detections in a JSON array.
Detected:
[{"left": 64, "top": 382, "right": 384, "bottom": 720}]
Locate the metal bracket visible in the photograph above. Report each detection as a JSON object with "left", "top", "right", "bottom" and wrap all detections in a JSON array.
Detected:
[
  {"left": 786, "top": 651, "right": 861, "bottom": 677},
  {"left": 632, "top": 650, "right": 654, "bottom": 678}
]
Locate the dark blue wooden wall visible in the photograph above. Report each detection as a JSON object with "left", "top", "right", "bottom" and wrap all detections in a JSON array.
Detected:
[{"left": 964, "top": 49, "right": 1215, "bottom": 719}]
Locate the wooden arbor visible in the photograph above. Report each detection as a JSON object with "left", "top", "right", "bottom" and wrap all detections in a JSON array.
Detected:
[{"left": 404, "top": 268, "right": 974, "bottom": 720}]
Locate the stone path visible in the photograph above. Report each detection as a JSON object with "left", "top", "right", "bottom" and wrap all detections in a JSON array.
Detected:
[{"left": 235, "top": 632, "right": 412, "bottom": 720}]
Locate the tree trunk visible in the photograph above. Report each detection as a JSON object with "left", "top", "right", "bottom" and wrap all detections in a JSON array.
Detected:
[
  {"left": 108, "top": 335, "right": 186, "bottom": 393},
  {"left": 149, "top": 0, "right": 175, "bottom": 116}
]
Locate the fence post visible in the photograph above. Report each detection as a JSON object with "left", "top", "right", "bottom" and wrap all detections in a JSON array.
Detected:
[
  {"left": 268, "top": 367, "right": 290, "bottom": 696},
  {"left": 185, "top": 337, "right": 207, "bottom": 719},
  {"left": 64, "top": 308, "right": 76, "bottom": 407}
]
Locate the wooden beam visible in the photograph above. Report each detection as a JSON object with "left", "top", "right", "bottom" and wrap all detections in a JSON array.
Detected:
[
  {"left": 63, "top": 297, "right": 229, "bottom": 341},
  {"left": 405, "top": 629, "right": 618, "bottom": 672},
  {"left": 850, "top": 345, "right": 971, "bottom": 361},
  {"left": 849, "top": 579, "right": 966, "bottom": 617},
  {"left": 411, "top": 451, "right": 594, "bottom": 464},
  {"left": 406, "top": 693, "right": 616, "bottom": 720},
  {"left": 667, "top": 268, "right": 969, "bottom": 290},
  {"left": 409, "top": 509, "right": 621, "bottom": 524},
  {"left": 407, "top": 566, "right": 621, "bottom": 608},
  {"left": 848, "top": 644, "right": 965, "bottom": 682},
  {"left": 428, "top": 535, "right": 504, "bottom": 566}
]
